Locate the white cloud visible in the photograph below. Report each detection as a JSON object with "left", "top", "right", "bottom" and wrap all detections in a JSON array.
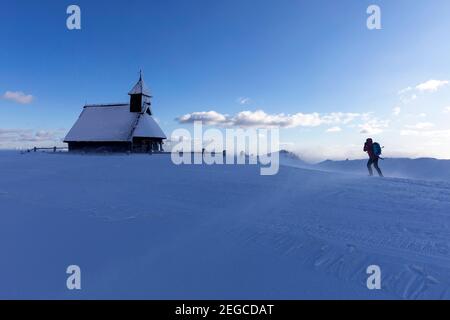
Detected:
[
  {"left": 397, "top": 80, "right": 448, "bottom": 105},
  {"left": 358, "top": 118, "right": 389, "bottom": 135},
  {"left": 398, "top": 87, "right": 413, "bottom": 95},
  {"left": 0, "top": 128, "right": 64, "bottom": 145},
  {"left": 393, "top": 106, "right": 401, "bottom": 116},
  {"left": 326, "top": 126, "right": 342, "bottom": 133},
  {"left": 404, "top": 122, "right": 435, "bottom": 130},
  {"left": 177, "top": 111, "right": 229, "bottom": 126},
  {"left": 444, "top": 106, "right": 450, "bottom": 113},
  {"left": 2, "top": 91, "right": 34, "bottom": 104},
  {"left": 415, "top": 79, "right": 449, "bottom": 92},
  {"left": 398, "top": 90, "right": 417, "bottom": 105},
  {"left": 400, "top": 129, "right": 450, "bottom": 138},
  {"left": 177, "top": 110, "right": 365, "bottom": 129},
  {"left": 236, "top": 97, "right": 251, "bottom": 105},
  {"left": 321, "top": 112, "right": 362, "bottom": 125},
  {"left": 233, "top": 110, "right": 323, "bottom": 128}
]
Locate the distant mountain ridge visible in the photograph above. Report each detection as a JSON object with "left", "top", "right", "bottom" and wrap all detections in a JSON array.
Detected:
[{"left": 278, "top": 150, "right": 311, "bottom": 169}]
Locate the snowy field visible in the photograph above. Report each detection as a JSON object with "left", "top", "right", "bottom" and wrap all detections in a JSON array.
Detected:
[{"left": 1, "top": 151, "right": 450, "bottom": 299}]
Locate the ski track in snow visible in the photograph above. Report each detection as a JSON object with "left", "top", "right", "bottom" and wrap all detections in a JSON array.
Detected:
[
  {"left": 1, "top": 151, "right": 450, "bottom": 299},
  {"left": 225, "top": 163, "right": 450, "bottom": 299}
]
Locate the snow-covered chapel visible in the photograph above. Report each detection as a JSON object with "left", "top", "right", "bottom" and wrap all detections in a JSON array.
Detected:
[{"left": 64, "top": 73, "right": 166, "bottom": 153}]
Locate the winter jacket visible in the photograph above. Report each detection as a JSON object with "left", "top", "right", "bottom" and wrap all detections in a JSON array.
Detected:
[{"left": 364, "top": 141, "right": 376, "bottom": 159}]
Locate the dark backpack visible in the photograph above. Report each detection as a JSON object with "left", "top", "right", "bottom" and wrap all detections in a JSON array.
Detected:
[{"left": 373, "top": 142, "right": 382, "bottom": 156}]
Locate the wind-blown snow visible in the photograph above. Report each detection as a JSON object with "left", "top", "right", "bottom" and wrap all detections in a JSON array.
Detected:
[
  {"left": 1, "top": 151, "right": 450, "bottom": 299},
  {"left": 316, "top": 157, "right": 450, "bottom": 182}
]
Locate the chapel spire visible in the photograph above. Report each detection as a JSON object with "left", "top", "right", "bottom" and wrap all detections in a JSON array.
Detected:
[{"left": 128, "top": 71, "right": 152, "bottom": 113}]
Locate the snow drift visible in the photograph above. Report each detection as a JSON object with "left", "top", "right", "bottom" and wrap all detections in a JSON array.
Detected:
[
  {"left": 316, "top": 157, "right": 450, "bottom": 182},
  {"left": 0, "top": 151, "right": 450, "bottom": 299}
]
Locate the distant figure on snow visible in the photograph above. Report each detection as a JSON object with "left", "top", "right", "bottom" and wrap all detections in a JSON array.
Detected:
[{"left": 364, "top": 138, "right": 383, "bottom": 177}]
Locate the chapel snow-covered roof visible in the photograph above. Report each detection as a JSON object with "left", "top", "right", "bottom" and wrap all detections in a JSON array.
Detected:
[
  {"left": 133, "top": 114, "right": 167, "bottom": 139},
  {"left": 64, "top": 105, "right": 165, "bottom": 142},
  {"left": 128, "top": 74, "right": 151, "bottom": 97}
]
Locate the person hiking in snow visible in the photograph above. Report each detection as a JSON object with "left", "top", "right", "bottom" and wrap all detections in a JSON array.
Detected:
[{"left": 364, "top": 138, "right": 383, "bottom": 177}]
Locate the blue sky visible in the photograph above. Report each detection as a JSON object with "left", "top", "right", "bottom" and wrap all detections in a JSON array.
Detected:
[{"left": 1, "top": 0, "right": 450, "bottom": 160}]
